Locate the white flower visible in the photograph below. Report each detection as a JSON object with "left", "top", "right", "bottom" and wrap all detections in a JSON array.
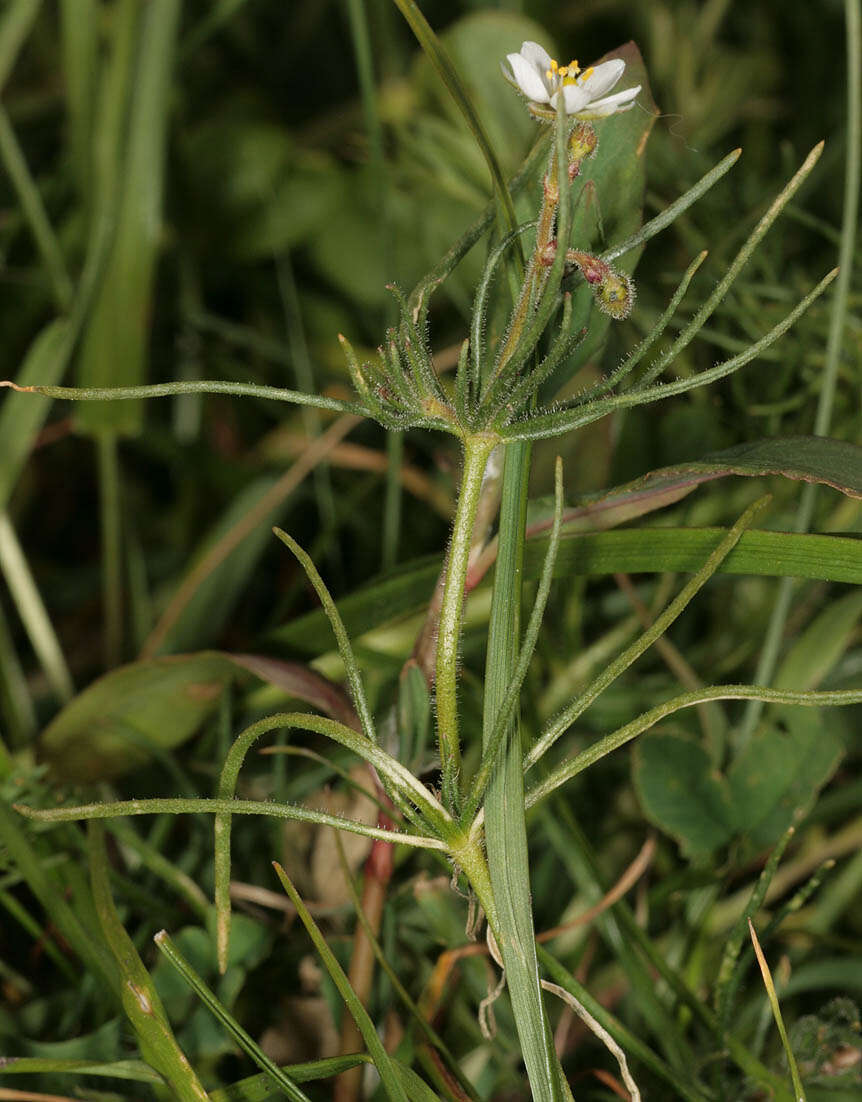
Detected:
[{"left": 502, "top": 41, "right": 641, "bottom": 119}]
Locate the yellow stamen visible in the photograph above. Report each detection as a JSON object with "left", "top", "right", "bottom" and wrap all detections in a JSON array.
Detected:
[{"left": 579, "top": 66, "right": 595, "bottom": 83}]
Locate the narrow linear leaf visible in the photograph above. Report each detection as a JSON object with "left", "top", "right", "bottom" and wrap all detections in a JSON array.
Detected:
[
  {"left": 213, "top": 710, "right": 446, "bottom": 972},
  {"left": 0, "top": 378, "right": 366, "bottom": 416},
  {"left": 0, "top": 803, "right": 114, "bottom": 994},
  {"left": 0, "top": 0, "right": 41, "bottom": 91},
  {"left": 716, "top": 825, "right": 797, "bottom": 1026},
  {"left": 0, "top": 103, "right": 72, "bottom": 309},
  {"left": 270, "top": 528, "right": 862, "bottom": 658},
  {"left": 464, "top": 456, "right": 564, "bottom": 819},
  {"left": 749, "top": 919, "right": 808, "bottom": 1101},
  {"left": 75, "top": 0, "right": 181, "bottom": 435},
  {"left": 15, "top": 797, "right": 446, "bottom": 850},
  {"left": 272, "top": 528, "right": 375, "bottom": 743},
  {"left": 272, "top": 861, "right": 411, "bottom": 1102},
  {"left": 154, "top": 930, "right": 313, "bottom": 1102},
  {"left": 88, "top": 823, "right": 209, "bottom": 1101},
  {"left": 0, "top": 320, "right": 75, "bottom": 511},
  {"left": 392, "top": 0, "right": 519, "bottom": 246},
  {"left": 0, "top": 1057, "right": 162, "bottom": 1083},
  {"left": 526, "top": 685, "right": 862, "bottom": 811}
]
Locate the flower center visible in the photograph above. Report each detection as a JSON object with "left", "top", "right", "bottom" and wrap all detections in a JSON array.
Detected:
[{"left": 545, "top": 58, "right": 595, "bottom": 88}]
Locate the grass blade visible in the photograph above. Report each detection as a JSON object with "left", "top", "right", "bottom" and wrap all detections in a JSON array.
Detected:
[
  {"left": 464, "top": 456, "right": 564, "bottom": 821},
  {"left": 391, "top": 0, "right": 520, "bottom": 252},
  {"left": 0, "top": 321, "right": 74, "bottom": 510},
  {"left": 715, "top": 824, "right": 797, "bottom": 1028},
  {"left": 272, "top": 861, "right": 412, "bottom": 1102},
  {"left": 526, "top": 496, "right": 769, "bottom": 770},
  {"left": 88, "top": 822, "right": 209, "bottom": 1100},
  {"left": 0, "top": 103, "right": 72, "bottom": 309},
  {"left": 75, "top": 0, "right": 180, "bottom": 436},
  {"left": 154, "top": 929, "right": 314, "bottom": 1102},
  {"left": 0, "top": 512, "right": 74, "bottom": 702},
  {"left": 525, "top": 685, "right": 862, "bottom": 811},
  {"left": 482, "top": 435, "right": 563, "bottom": 1101},
  {"left": 748, "top": 919, "right": 807, "bottom": 1101},
  {"left": 0, "top": 0, "right": 40, "bottom": 91}
]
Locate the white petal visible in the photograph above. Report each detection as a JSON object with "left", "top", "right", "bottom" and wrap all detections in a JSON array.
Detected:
[
  {"left": 556, "top": 83, "right": 591, "bottom": 114},
  {"left": 507, "top": 51, "right": 551, "bottom": 103},
  {"left": 582, "top": 84, "right": 641, "bottom": 117},
  {"left": 580, "top": 58, "right": 625, "bottom": 101},
  {"left": 519, "top": 41, "right": 553, "bottom": 73}
]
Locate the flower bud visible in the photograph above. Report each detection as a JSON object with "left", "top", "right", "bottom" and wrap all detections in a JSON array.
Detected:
[
  {"left": 568, "top": 122, "right": 597, "bottom": 177},
  {"left": 539, "top": 238, "right": 558, "bottom": 267},
  {"left": 566, "top": 250, "right": 635, "bottom": 320}
]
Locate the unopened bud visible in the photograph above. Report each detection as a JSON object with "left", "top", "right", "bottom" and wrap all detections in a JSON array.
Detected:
[
  {"left": 566, "top": 250, "right": 634, "bottom": 320},
  {"left": 567, "top": 249, "right": 607, "bottom": 284},
  {"left": 595, "top": 269, "right": 635, "bottom": 319},
  {"left": 539, "top": 239, "right": 558, "bottom": 267},
  {"left": 568, "top": 122, "right": 597, "bottom": 173}
]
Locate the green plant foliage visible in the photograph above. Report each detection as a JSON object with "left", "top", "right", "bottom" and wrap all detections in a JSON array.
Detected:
[
  {"left": 1, "top": 0, "right": 860, "bottom": 1099},
  {"left": 39, "top": 653, "right": 236, "bottom": 781},
  {"left": 635, "top": 707, "right": 846, "bottom": 855}
]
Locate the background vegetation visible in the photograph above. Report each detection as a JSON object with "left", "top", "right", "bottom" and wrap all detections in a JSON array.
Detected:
[{"left": 0, "top": 0, "right": 859, "bottom": 1099}]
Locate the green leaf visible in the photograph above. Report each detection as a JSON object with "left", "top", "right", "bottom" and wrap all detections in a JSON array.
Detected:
[
  {"left": 89, "top": 823, "right": 209, "bottom": 1101},
  {"left": 558, "top": 436, "right": 862, "bottom": 533},
  {"left": 148, "top": 476, "right": 295, "bottom": 657},
  {"left": 536, "top": 528, "right": 862, "bottom": 586},
  {"left": 728, "top": 708, "right": 844, "bottom": 848},
  {"left": 209, "top": 1054, "right": 446, "bottom": 1102},
  {"left": 633, "top": 732, "right": 736, "bottom": 855},
  {"left": 0, "top": 319, "right": 75, "bottom": 511},
  {"left": 392, "top": 0, "right": 519, "bottom": 243},
  {"left": 270, "top": 529, "right": 862, "bottom": 657},
  {"left": 75, "top": 0, "right": 180, "bottom": 436},
  {"left": 0, "top": 0, "right": 41, "bottom": 92},
  {"left": 0, "top": 1058, "right": 161, "bottom": 1083},
  {"left": 634, "top": 708, "right": 845, "bottom": 856},
  {"left": 773, "top": 589, "right": 862, "bottom": 692},
  {"left": 154, "top": 929, "right": 313, "bottom": 1102},
  {"left": 699, "top": 436, "right": 862, "bottom": 498},
  {"left": 272, "top": 862, "right": 411, "bottom": 1102},
  {"left": 40, "top": 652, "right": 236, "bottom": 781}
]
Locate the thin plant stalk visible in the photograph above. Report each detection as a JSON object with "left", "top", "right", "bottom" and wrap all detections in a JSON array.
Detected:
[{"left": 435, "top": 433, "right": 497, "bottom": 811}]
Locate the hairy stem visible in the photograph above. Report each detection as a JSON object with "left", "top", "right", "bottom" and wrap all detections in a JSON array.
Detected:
[{"left": 435, "top": 434, "right": 497, "bottom": 811}]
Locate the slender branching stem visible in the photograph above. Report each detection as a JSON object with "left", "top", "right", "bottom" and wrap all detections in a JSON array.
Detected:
[
  {"left": 490, "top": 160, "right": 560, "bottom": 385},
  {"left": 436, "top": 433, "right": 498, "bottom": 811}
]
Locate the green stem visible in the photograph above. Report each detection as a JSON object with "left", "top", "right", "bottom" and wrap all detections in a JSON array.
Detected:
[
  {"left": 435, "top": 434, "right": 497, "bottom": 811},
  {"left": 451, "top": 834, "right": 499, "bottom": 940},
  {"left": 491, "top": 164, "right": 559, "bottom": 381}
]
